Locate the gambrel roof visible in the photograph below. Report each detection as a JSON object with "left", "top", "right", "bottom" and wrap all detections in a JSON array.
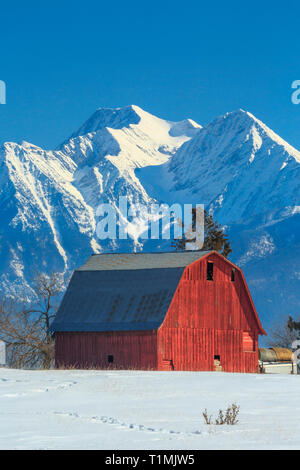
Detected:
[
  {"left": 51, "top": 251, "right": 210, "bottom": 333},
  {"left": 51, "top": 250, "right": 266, "bottom": 335}
]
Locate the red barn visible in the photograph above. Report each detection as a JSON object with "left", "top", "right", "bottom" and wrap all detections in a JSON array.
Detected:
[{"left": 52, "top": 251, "right": 266, "bottom": 372}]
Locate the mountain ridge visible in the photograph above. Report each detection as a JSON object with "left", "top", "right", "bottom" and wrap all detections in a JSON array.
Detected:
[{"left": 0, "top": 104, "right": 299, "bottom": 332}]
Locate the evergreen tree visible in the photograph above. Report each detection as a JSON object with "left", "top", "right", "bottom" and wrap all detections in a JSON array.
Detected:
[
  {"left": 287, "top": 316, "right": 300, "bottom": 340},
  {"left": 171, "top": 208, "right": 232, "bottom": 258}
]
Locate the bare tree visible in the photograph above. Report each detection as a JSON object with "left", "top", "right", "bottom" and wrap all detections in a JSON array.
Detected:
[
  {"left": 0, "top": 271, "right": 64, "bottom": 369},
  {"left": 267, "top": 315, "right": 300, "bottom": 349}
]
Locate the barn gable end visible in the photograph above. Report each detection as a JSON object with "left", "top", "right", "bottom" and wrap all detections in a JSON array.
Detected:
[{"left": 157, "top": 252, "right": 265, "bottom": 373}]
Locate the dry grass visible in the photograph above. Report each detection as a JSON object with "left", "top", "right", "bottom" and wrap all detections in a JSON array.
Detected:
[{"left": 203, "top": 403, "right": 240, "bottom": 425}]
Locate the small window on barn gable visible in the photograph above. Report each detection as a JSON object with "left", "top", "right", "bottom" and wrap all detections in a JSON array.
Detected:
[
  {"left": 231, "top": 268, "right": 236, "bottom": 282},
  {"left": 207, "top": 262, "right": 214, "bottom": 281},
  {"left": 108, "top": 355, "right": 114, "bottom": 363}
]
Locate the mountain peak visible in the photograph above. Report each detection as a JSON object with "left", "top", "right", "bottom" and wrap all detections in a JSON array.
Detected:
[
  {"left": 0, "top": 103, "right": 299, "bottom": 331},
  {"left": 60, "top": 104, "right": 202, "bottom": 151},
  {"left": 65, "top": 105, "right": 142, "bottom": 142},
  {"left": 220, "top": 108, "right": 254, "bottom": 123},
  {"left": 203, "top": 109, "right": 299, "bottom": 161}
]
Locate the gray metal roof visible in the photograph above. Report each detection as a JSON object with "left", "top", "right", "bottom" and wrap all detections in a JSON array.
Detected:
[
  {"left": 78, "top": 250, "right": 210, "bottom": 271},
  {"left": 51, "top": 251, "right": 210, "bottom": 333}
]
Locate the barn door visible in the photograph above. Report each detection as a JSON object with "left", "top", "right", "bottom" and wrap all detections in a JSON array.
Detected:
[{"left": 214, "top": 355, "right": 222, "bottom": 371}]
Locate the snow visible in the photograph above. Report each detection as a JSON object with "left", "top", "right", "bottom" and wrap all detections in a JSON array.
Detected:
[
  {"left": 159, "top": 109, "right": 300, "bottom": 223},
  {"left": 168, "top": 118, "right": 202, "bottom": 138},
  {"left": 0, "top": 104, "right": 201, "bottom": 299},
  {"left": 0, "top": 104, "right": 299, "bottom": 333},
  {"left": 0, "top": 368, "right": 299, "bottom": 450},
  {"left": 238, "top": 234, "right": 276, "bottom": 266}
]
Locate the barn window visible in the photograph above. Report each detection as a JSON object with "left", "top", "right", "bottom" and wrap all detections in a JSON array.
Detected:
[
  {"left": 214, "top": 355, "right": 220, "bottom": 361},
  {"left": 231, "top": 268, "right": 236, "bottom": 282},
  {"left": 108, "top": 355, "right": 114, "bottom": 363},
  {"left": 207, "top": 262, "right": 214, "bottom": 281}
]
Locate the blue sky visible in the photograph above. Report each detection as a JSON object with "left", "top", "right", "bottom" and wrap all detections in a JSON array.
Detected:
[{"left": 1, "top": 0, "right": 300, "bottom": 149}]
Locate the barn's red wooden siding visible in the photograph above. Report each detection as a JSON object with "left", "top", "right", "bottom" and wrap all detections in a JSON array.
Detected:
[
  {"left": 55, "top": 330, "right": 157, "bottom": 370},
  {"left": 54, "top": 252, "right": 264, "bottom": 373},
  {"left": 157, "top": 253, "right": 261, "bottom": 373}
]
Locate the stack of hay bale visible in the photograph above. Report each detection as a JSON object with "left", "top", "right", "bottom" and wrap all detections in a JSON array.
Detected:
[{"left": 259, "top": 347, "right": 297, "bottom": 374}]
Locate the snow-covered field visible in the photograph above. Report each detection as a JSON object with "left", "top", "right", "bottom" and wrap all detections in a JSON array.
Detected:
[{"left": 0, "top": 369, "right": 299, "bottom": 450}]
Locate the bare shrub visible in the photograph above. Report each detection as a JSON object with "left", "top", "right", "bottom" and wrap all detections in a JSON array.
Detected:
[
  {"left": 215, "top": 409, "right": 226, "bottom": 425},
  {"left": 202, "top": 409, "right": 213, "bottom": 425},
  {"left": 224, "top": 403, "right": 240, "bottom": 425},
  {"left": 203, "top": 403, "right": 240, "bottom": 425}
]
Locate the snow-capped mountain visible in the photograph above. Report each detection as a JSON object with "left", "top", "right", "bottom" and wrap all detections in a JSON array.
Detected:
[
  {"left": 0, "top": 104, "right": 299, "bottom": 333},
  {"left": 139, "top": 109, "right": 300, "bottom": 222},
  {"left": 136, "top": 109, "right": 300, "bottom": 331},
  {"left": 0, "top": 105, "right": 201, "bottom": 297}
]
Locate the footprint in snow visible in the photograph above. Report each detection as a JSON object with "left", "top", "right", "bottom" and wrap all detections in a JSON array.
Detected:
[{"left": 53, "top": 411, "right": 201, "bottom": 437}]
